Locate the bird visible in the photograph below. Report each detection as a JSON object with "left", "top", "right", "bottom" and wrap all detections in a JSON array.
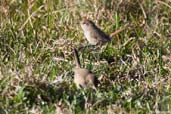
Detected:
[
  {"left": 73, "top": 48, "right": 98, "bottom": 89},
  {"left": 80, "top": 19, "right": 111, "bottom": 45},
  {"left": 80, "top": 19, "right": 126, "bottom": 45}
]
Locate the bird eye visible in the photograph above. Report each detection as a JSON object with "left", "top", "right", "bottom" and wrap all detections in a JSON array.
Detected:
[
  {"left": 82, "top": 20, "right": 89, "bottom": 25},
  {"left": 83, "top": 21, "right": 87, "bottom": 24}
]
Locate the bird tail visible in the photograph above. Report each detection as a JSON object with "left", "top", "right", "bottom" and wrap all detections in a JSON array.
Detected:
[
  {"left": 109, "top": 24, "right": 129, "bottom": 37},
  {"left": 73, "top": 48, "right": 81, "bottom": 68}
]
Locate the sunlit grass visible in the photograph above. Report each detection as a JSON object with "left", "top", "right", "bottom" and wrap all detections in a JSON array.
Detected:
[{"left": 0, "top": 0, "right": 171, "bottom": 113}]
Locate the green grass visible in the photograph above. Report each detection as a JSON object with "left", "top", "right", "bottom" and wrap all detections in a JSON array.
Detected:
[{"left": 0, "top": 0, "right": 171, "bottom": 113}]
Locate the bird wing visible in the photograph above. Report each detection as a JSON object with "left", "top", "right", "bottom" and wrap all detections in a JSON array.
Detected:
[{"left": 93, "top": 26, "right": 111, "bottom": 42}]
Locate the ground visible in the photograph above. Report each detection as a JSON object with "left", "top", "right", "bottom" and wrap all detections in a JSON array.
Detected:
[{"left": 0, "top": 0, "right": 171, "bottom": 113}]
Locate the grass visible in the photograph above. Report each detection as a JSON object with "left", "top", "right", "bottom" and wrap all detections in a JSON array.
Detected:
[{"left": 0, "top": 0, "right": 171, "bottom": 113}]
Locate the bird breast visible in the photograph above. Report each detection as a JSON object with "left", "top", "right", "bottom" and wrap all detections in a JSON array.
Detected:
[
  {"left": 84, "top": 30, "right": 99, "bottom": 45},
  {"left": 74, "top": 68, "right": 94, "bottom": 87}
]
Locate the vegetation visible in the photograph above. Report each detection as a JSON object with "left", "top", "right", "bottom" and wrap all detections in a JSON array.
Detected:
[{"left": 0, "top": 0, "right": 171, "bottom": 113}]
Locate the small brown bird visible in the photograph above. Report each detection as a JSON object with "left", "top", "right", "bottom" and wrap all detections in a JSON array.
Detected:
[
  {"left": 80, "top": 19, "right": 111, "bottom": 45},
  {"left": 73, "top": 48, "right": 98, "bottom": 89},
  {"left": 80, "top": 19, "right": 125, "bottom": 45}
]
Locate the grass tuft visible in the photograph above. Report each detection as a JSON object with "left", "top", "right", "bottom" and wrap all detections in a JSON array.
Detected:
[{"left": 1, "top": 0, "right": 171, "bottom": 113}]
